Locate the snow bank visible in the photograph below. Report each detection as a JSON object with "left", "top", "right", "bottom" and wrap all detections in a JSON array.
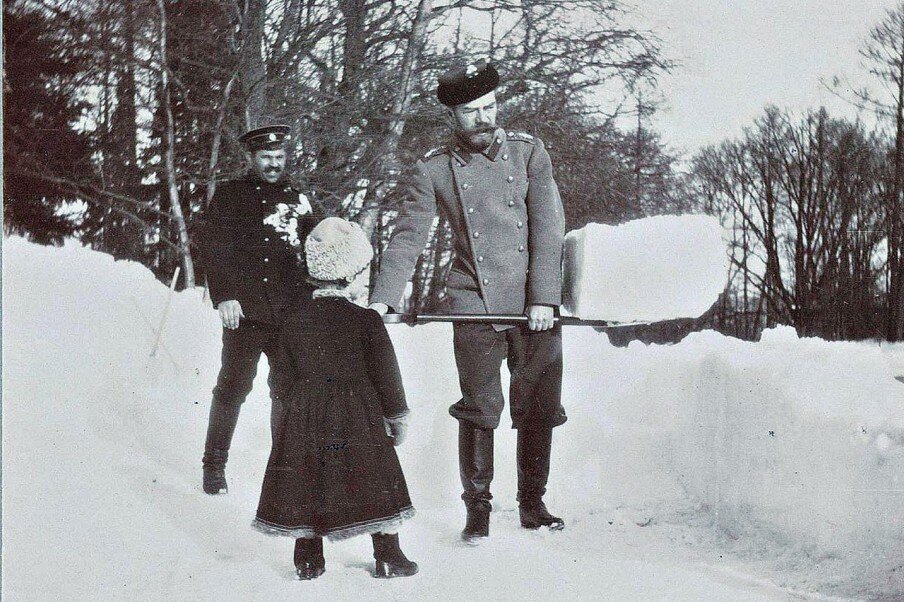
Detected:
[
  {"left": 2, "top": 237, "right": 228, "bottom": 597},
  {"left": 559, "top": 327, "right": 904, "bottom": 575},
  {"left": 563, "top": 215, "right": 729, "bottom": 322},
  {"left": 4, "top": 235, "right": 903, "bottom": 600}
]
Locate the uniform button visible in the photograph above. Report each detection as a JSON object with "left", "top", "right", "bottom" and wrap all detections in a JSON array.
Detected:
[
  {"left": 473, "top": 231, "right": 480, "bottom": 238},
  {"left": 264, "top": 257, "right": 269, "bottom": 262},
  {"left": 483, "top": 278, "right": 489, "bottom": 285},
  {"left": 462, "top": 183, "right": 470, "bottom": 190},
  {"left": 517, "top": 221, "right": 523, "bottom": 228},
  {"left": 508, "top": 200, "right": 515, "bottom": 207},
  {"left": 467, "top": 207, "right": 474, "bottom": 214},
  {"left": 502, "top": 154, "right": 509, "bottom": 160},
  {"left": 262, "top": 200, "right": 268, "bottom": 204},
  {"left": 477, "top": 256, "right": 484, "bottom": 262},
  {"left": 507, "top": 176, "right": 514, "bottom": 182},
  {"left": 263, "top": 277, "right": 269, "bottom": 282},
  {"left": 264, "top": 237, "right": 270, "bottom": 242},
  {"left": 256, "top": 186, "right": 261, "bottom": 190},
  {"left": 518, "top": 245, "right": 525, "bottom": 252}
]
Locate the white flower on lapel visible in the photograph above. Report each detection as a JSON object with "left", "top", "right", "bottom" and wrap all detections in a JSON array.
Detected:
[
  {"left": 264, "top": 194, "right": 312, "bottom": 247},
  {"left": 296, "top": 192, "right": 312, "bottom": 215}
]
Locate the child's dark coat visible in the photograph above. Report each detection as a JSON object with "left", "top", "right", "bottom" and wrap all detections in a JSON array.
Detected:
[{"left": 253, "top": 297, "right": 414, "bottom": 540}]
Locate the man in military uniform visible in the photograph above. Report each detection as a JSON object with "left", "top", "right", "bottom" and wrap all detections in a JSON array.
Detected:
[
  {"left": 200, "top": 125, "right": 322, "bottom": 495},
  {"left": 369, "top": 61, "right": 567, "bottom": 542}
]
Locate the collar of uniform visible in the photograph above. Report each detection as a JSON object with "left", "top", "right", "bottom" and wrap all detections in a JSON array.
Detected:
[
  {"left": 449, "top": 134, "right": 472, "bottom": 166},
  {"left": 449, "top": 128, "right": 505, "bottom": 165},
  {"left": 484, "top": 128, "right": 505, "bottom": 161}
]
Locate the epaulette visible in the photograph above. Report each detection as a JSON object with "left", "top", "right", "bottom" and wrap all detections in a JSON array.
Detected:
[
  {"left": 423, "top": 146, "right": 448, "bottom": 160},
  {"left": 506, "top": 131, "right": 537, "bottom": 144}
]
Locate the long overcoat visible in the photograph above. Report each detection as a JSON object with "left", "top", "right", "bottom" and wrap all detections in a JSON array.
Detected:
[
  {"left": 370, "top": 128, "right": 565, "bottom": 326},
  {"left": 201, "top": 174, "right": 323, "bottom": 324},
  {"left": 253, "top": 297, "right": 414, "bottom": 541}
]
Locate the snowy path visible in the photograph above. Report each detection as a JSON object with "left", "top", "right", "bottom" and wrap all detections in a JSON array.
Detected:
[{"left": 3, "top": 383, "right": 799, "bottom": 602}]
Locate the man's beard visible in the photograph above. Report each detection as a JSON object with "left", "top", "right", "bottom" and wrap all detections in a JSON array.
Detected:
[{"left": 458, "top": 124, "right": 496, "bottom": 152}]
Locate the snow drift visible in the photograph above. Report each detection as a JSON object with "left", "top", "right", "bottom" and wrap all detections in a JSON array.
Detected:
[{"left": 3, "top": 235, "right": 903, "bottom": 600}]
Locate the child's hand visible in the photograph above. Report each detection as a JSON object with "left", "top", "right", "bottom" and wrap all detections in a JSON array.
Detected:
[{"left": 384, "top": 418, "right": 408, "bottom": 446}]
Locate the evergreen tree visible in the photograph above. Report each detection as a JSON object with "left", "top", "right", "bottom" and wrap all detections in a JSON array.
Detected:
[{"left": 3, "top": 2, "right": 93, "bottom": 245}]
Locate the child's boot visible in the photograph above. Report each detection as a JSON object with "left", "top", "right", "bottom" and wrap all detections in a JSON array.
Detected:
[
  {"left": 371, "top": 533, "right": 418, "bottom": 578},
  {"left": 294, "top": 537, "right": 325, "bottom": 580}
]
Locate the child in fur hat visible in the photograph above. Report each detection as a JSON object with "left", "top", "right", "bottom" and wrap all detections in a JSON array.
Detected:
[{"left": 252, "top": 217, "right": 417, "bottom": 580}]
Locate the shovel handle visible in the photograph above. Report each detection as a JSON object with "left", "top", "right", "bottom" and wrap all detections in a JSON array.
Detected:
[{"left": 380, "top": 313, "right": 647, "bottom": 329}]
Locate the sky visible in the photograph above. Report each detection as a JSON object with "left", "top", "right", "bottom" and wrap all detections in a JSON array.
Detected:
[{"left": 626, "top": 0, "right": 898, "bottom": 153}]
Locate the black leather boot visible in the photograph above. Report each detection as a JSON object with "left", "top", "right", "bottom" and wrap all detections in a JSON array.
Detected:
[
  {"left": 294, "top": 537, "right": 325, "bottom": 580},
  {"left": 372, "top": 533, "right": 418, "bottom": 578},
  {"left": 202, "top": 449, "right": 228, "bottom": 495},
  {"left": 201, "top": 398, "right": 242, "bottom": 494},
  {"left": 462, "top": 502, "right": 491, "bottom": 543},
  {"left": 459, "top": 421, "right": 494, "bottom": 542},
  {"left": 517, "top": 427, "right": 564, "bottom": 530}
]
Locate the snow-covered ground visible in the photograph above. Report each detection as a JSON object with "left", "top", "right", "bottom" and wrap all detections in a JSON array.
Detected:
[{"left": 3, "top": 236, "right": 903, "bottom": 601}]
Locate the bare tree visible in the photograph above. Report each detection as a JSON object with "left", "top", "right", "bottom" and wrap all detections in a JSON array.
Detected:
[
  {"left": 357, "top": 0, "right": 436, "bottom": 237},
  {"left": 829, "top": 3, "right": 904, "bottom": 340},
  {"left": 156, "top": 0, "right": 195, "bottom": 287},
  {"left": 10, "top": 0, "right": 673, "bottom": 302},
  {"left": 692, "top": 107, "right": 885, "bottom": 339}
]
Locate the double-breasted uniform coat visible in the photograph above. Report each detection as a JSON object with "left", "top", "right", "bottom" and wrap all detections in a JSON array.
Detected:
[
  {"left": 204, "top": 174, "right": 321, "bottom": 326},
  {"left": 201, "top": 174, "right": 323, "bottom": 463},
  {"left": 371, "top": 128, "right": 567, "bottom": 430}
]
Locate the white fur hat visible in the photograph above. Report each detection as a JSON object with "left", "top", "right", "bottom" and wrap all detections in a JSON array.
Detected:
[{"left": 305, "top": 217, "right": 374, "bottom": 282}]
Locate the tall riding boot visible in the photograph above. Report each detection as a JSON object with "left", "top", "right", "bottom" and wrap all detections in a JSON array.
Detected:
[
  {"left": 372, "top": 533, "right": 418, "bottom": 578},
  {"left": 201, "top": 397, "right": 242, "bottom": 494},
  {"left": 459, "top": 421, "right": 494, "bottom": 542},
  {"left": 517, "top": 427, "right": 564, "bottom": 530},
  {"left": 294, "top": 537, "right": 325, "bottom": 580}
]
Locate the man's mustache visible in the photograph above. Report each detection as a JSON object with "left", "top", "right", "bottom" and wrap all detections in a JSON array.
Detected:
[{"left": 470, "top": 125, "right": 495, "bottom": 134}]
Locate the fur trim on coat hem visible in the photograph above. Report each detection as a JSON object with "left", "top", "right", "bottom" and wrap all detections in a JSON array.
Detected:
[{"left": 251, "top": 506, "right": 416, "bottom": 541}]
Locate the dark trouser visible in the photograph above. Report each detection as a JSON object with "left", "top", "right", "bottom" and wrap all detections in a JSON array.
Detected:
[
  {"left": 450, "top": 322, "right": 566, "bottom": 506},
  {"left": 202, "top": 319, "right": 286, "bottom": 469}
]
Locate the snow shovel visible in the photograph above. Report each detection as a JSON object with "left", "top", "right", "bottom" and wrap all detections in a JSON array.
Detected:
[{"left": 381, "top": 214, "right": 730, "bottom": 329}]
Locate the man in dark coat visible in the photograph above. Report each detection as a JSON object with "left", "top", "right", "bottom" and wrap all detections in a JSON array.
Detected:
[
  {"left": 200, "top": 125, "right": 323, "bottom": 495},
  {"left": 368, "top": 61, "right": 567, "bottom": 542}
]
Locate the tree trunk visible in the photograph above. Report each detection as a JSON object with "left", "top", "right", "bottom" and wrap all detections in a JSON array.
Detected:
[
  {"left": 114, "top": 0, "right": 143, "bottom": 260},
  {"left": 157, "top": 0, "right": 196, "bottom": 288},
  {"left": 240, "top": 0, "right": 267, "bottom": 127},
  {"left": 206, "top": 73, "right": 237, "bottom": 207},
  {"left": 313, "top": 0, "right": 370, "bottom": 212},
  {"left": 358, "top": 0, "right": 434, "bottom": 238},
  {"left": 893, "top": 39, "right": 904, "bottom": 340}
]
